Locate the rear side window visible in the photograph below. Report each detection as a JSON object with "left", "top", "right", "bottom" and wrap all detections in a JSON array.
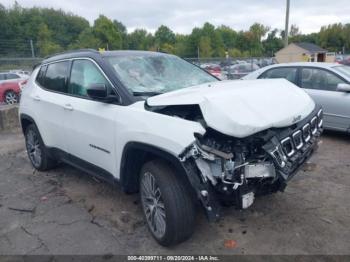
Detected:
[
  {"left": 41, "top": 61, "right": 70, "bottom": 93},
  {"left": 259, "top": 67, "right": 297, "bottom": 84}
]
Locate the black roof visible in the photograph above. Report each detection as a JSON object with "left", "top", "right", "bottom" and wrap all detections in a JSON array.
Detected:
[
  {"left": 41, "top": 49, "right": 170, "bottom": 64},
  {"left": 294, "top": 42, "right": 327, "bottom": 53}
]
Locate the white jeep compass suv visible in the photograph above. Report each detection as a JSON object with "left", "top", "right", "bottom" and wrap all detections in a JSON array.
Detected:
[{"left": 19, "top": 49, "right": 323, "bottom": 246}]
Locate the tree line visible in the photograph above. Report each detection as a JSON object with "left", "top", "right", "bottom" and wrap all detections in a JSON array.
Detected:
[{"left": 1, "top": 2, "right": 350, "bottom": 58}]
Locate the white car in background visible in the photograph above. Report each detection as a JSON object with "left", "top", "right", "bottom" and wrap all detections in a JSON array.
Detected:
[{"left": 243, "top": 62, "right": 350, "bottom": 133}]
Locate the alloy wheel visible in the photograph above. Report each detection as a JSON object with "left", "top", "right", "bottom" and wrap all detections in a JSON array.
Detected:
[
  {"left": 5, "top": 91, "right": 18, "bottom": 104},
  {"left": 141, "top": 172, "right": 167, "bottom": 239},
  {"left": 26, "top": 129, "right": 42, "bottom": 168}
]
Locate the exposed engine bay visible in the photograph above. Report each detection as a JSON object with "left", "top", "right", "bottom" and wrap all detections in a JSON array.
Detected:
[
  {"left": 173, "top": 106, "right": 324, "bottom": 221},
  {"left": 145, "top": 80, "right": 323, "bottom": 221}
]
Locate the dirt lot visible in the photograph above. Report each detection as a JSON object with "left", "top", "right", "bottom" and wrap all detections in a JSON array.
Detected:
[{"left": 0, "top": 129, "right": 349, "bottom": 255}]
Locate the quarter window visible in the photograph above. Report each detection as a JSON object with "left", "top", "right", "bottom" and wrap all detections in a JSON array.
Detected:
[
  {"left": 68, "top": 60, "right": 109, "bottom": 97},
  {"left": 259, "top": 67, "right": 297, "bottom": 84},
  {"left": 301, "top": 68, "right": 345, "bottom": 91},
  {"left": 43, "top": 61, "right": 70, "bottom": 93},
  {"left": 36, "top": 65, "right": 47, "bottom": 87}
]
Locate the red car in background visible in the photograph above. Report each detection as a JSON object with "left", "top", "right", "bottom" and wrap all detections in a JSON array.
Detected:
[
  {"left": 200, "top": 63, "right": 225, "bottom": 79},
  {"left": 0, "top": 72, "right": 28, "bottom": 104}
]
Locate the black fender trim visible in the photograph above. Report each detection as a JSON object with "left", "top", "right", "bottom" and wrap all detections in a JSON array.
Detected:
[
  {"left": 120, "top": 141, "right": 221, "bottom": 221},
  {"left": 19, "top": 113, "right": 36, "bottom": 133},
  {"left": 120, "top": 142, "right": 190, "bottom": 193}
]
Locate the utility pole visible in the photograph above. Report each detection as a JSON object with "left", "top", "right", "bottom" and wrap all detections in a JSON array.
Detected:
[
  {"left": 30, "top": 39, "right": 35, "bottom": 58},
  {"left": 284, "top": 0, "right": 290, "bottom": 47}
]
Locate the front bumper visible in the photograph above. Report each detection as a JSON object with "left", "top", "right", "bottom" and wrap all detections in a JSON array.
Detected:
[
  {"left": 181, "top": 106, "right": 323, "bottom": 221},
  {"left": 263, "top": 106, "right": 323, "bottom": 182}
]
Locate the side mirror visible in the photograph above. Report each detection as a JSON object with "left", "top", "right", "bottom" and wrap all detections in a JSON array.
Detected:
[
  {"left": 337, "top": 83, "right": 350, "bottom": 92},
  {"left": 87, "top": 83, "right": 108, "bottom": 99}
]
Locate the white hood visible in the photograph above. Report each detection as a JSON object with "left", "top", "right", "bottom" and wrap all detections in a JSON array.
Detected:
[{"left": 147, "top": 79, "right": 315, "bottom": 138}]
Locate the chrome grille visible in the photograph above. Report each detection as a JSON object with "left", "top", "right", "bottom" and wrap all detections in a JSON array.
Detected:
[
  {"left": 302, "top": 123, "right": 311, "bottom": 142},
  {"left": 317, "top": 109, "right": 323, "bottom": 128},
  {"left": 310, "top": 117, "right": 318, "bottom": 135},
  {"left": 292, "top": 130, "right": 303, "bottom": 149},
  {"left": 281, "top": 137, "right": 295, "bottom": 157},
  {"left": 280, "top": 109, "right": 323, "bottom": 160}
]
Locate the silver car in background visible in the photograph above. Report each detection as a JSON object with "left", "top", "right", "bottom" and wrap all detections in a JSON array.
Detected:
[{"left": 243, "top": 62, "right": 350, "bottom": 132}]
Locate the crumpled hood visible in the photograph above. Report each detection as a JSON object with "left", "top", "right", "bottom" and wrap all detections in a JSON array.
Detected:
[{"left": 147, "top": 79, "right": 315, "bottom": 138}]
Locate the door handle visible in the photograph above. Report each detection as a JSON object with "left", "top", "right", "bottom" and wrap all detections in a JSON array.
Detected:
[
  {"left": 63, "top": 104, "right": 74, "bottom": 111},
  {"left": 33, "top": 95, "right": 41, "bottom": 101}
]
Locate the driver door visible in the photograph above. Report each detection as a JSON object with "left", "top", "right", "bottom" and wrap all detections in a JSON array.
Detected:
[{"left": 63, "top": 59, "right": 119, "bottom": 175}]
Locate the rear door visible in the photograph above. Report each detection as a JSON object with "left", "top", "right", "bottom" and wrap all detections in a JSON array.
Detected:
[
  {"left": 300, "top": 67, "right": 350, "bottom": 131},
  {"left": 31, "top": 61, "right": 70, "bottom": 152}
]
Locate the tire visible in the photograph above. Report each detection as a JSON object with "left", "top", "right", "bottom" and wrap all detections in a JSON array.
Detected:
[
  {"left": 4, "top": 90, "right": 19, "bottom": 104},
  {"left": 139, "top": 159, "right": 195, "bottom": 246},
  {"left": 25, "top": 124, "right": 57, "bottom": 171}
]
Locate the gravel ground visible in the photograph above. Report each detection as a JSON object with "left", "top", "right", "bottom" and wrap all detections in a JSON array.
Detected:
[{"left": 0, "top": 129, "right": 349, "bottom": 255}]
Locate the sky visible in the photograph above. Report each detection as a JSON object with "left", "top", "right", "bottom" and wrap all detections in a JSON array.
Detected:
[{"left": 2, "top": 0, "right": 350, "bottom": 34}]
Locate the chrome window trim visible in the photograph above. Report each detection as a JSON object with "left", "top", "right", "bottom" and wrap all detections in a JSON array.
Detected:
[{"left": 36, "top": 57, "right": 123, "bottom": 104}]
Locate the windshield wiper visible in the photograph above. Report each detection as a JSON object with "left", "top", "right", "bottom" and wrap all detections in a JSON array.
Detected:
[{"left": 132, "top": 91, "right": 163, "bottom": 97}]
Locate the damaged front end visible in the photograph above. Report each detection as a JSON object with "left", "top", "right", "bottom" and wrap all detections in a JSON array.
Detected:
[{"left": 179, "top": 106, "right": 323, "bottom": 221}]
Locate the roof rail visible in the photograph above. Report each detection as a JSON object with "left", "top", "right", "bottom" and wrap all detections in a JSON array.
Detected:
[{"left": 44, "top": 49, "right": 99, "bottom": 60}]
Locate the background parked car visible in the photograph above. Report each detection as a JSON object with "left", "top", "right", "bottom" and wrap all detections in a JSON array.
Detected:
[
  {"left": 338, "top": 55, "right": 350, "bottom": 66},
  {"left": 0, "top": 72, "right": 28, "bottom": 104},
  {"left": 243, "top": 62, "right": 350, "bottom": 132},
  {"left": 227, "top": 63, "right": 260, "bottom": 79},
  {"left": 200, "top": 63, "right": 226, "bottom": 80}
]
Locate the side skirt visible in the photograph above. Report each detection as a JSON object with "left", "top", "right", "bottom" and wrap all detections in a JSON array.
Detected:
[{"left": 48, "top": 147, "right": 120, "bottom": 187}]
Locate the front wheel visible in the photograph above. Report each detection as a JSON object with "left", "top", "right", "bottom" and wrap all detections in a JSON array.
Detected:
[{"left": 140, "top": 160, "right": 196, "bottom": 246}]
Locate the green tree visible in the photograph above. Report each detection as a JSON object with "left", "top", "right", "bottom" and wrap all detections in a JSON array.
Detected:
[
  {"left": 154, "top": 25, "right": 176, "bottom": 48},
  {"left": 93, "top": 15, "right": 122, "bottom": 50},
  {"left": 263, "top": 29, "right": 284, "bottom": 56},
  {"left": 127, "top": 29, "right": 154, "bottom": 50},
  {"left": 69, "top": 28, "right": 101, "bottom": 49},
  {"left": 199, "top": 36, "right": 212, "bottom": 58},
  {"left": 36, "top": 23, "right": 62, "bottom": 56}
]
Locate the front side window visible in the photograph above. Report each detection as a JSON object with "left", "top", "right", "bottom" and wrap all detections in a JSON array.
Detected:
[
  {"left": 0, "top": 74, "right": 5, "bottom": 81},
  {"left": 43, "top": 61, "right": 70, "bottom": 93},
  {"left": 107, "top": 54, "right": 217, "bottom": 95},
  {"left": 301, "top": 68, "right": 346, "bottom": 91},
  {"left": 333, "top": 65, "right": 350, "bottom": 79},
  {"left": 259, "top": 67, "right": 297, "bottom": 84},
  {"left": 68, "top": 60, "right": 109, "bottom": 97}
]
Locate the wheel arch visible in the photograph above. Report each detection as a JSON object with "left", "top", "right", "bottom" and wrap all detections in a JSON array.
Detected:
[
  {"left": 119, "top": 142, "right": 193, "bottom": 194},
  {"left": 19, "top": 113, "right": 36, "bottom": 134}
]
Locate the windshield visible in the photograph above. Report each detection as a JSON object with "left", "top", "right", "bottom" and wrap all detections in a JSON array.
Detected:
[
  {"left": 333, "top": 65, "right": 350, "bottom": 79},
  {"left": 107, "top": 54, "right": 217, "bottom": 95}
]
